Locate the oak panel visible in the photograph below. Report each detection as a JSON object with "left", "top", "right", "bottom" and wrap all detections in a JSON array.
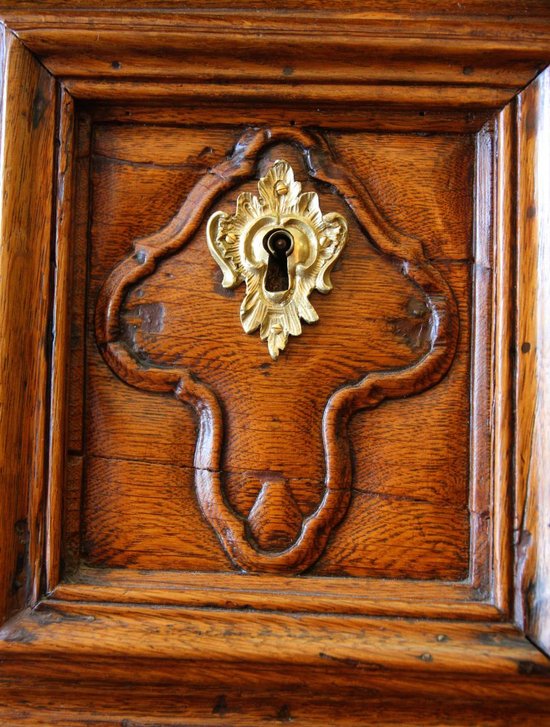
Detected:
[
  {"left": 0, "top": 31, "right": 56, "bottom": 620},
  {"left": 312, "top": 493, "right": 469, "bottom": 579},
  {"left": 351, "top": 261, "right": 471, "bottom": 505},
  {"left": 82, "top": 456, "right": 231, "bottom": 571},
  {"left": 3, "top": 683, "right": 550, "bottom": 727},
  {"left": 2, "top": 603, "right": 550, "bottom": 695},
  {"left": 78, "top": 122, "right": 474, "bottom": 579},
  {"left": 6, "top": 2, "right": 548, "bottom": 121},
  {"left": 89, "top": 104, "right": 493, "bottom": 134},
  {"left": 0, "top": 3, "right": 549, "bottom": 724},
  {"left": 66, "top": 117, "right": 92, "bottom": 453},
  {"left": 515, "top": 68, "right": 550, "bottom": 654},
  {"left": 329, "top": 132, "right": 474, "bottom": 260}
]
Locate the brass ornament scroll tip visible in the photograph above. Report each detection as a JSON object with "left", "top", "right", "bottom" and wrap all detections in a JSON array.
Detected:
[{"left": 206, "top": 160, "right": 348, "bottom": 359}]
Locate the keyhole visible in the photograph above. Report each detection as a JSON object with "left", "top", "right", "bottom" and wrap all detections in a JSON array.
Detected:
[{"left": 263, "top": 228, "right": 294, "bottom": 293}]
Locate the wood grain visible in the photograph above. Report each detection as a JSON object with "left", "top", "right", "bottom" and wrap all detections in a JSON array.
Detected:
[
  {"left": 2, "top": 0, "right": 550, "bottom": 12},
  {"left": 46, "top": 88, "right": 75, "bottom": 592},
  {"left": 2, "top": 682, "right": 550, "bottom": 727},
  {"left": 52, "top": 567, "right": 500, "bottom": 619},
  {"left": 311, "top": 493, "right": 468, "bottom": 580},
  {"left": 82, "top": 455, "right": 232, "bottom": 571},
  {"left": 2, "top": 3, "right": 548, "bottom": 123},
  {"left": 66, "top": 113, "right": 91, "bottom": 453},
  {"left": 0, "top": 29, "right": 55, "bottom": 622},
  {"left": 329, "top": 132, "right": 474, "bottom": 261},
  {"left": 122, "top": 178, "right": 430, "bottom": 475},
  {"left": 88, "top": 103, "right": 493, "bottom": 134},
  {"left": 0, "top": 4, "right": 548, "bottom": 723},
  {"left": 94, "top": 127, "right": 460, "bottom": 574},
  {"left": 65, "top": 79, "right": 518, "bottom": 112},
  {"left": 491, "top": 103, "right": 516, "bottom": 615},
  {"left": 62, "top": 455, "right": 83, "bottom": 577},
  {"left": 78, "top": 124, "right": 474, "bottom": 579},
  {"left": 515, "top": 67, "right": 550, "bottom": 656},
  {"left": 2, "top": 601, "right": 549, "bottom": 683},
  {"left": 1, "top": 603, "right": 549, "bottom": 707}
]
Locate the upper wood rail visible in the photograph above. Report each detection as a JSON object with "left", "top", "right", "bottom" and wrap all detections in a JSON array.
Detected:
[{"left": 0, "top": 4, "right": 548, "bottom": 119}]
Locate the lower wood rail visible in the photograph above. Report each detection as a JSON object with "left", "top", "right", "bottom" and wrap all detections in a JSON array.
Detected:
[{"left": 1, "top": 604, "right": 549, "bottom": 717}]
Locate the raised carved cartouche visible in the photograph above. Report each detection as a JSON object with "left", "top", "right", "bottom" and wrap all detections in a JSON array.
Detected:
[
  {"left": 95, "top": 127, "right": 458, "bottom": 574},
  {"left": 206, "top": 160, "right": 348, "bottom": 359}
]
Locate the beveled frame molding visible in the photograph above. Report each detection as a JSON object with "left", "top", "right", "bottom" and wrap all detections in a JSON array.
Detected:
[{"left": 0, "top": 3, "right": 549, "bottom": 719}]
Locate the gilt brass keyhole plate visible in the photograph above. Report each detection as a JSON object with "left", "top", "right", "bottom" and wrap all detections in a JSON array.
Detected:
[{"left": 206, "top": 160, "right": 348, "bottom": 359}]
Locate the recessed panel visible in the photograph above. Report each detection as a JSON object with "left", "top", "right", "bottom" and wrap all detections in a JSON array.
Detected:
[{"left": 68, "top": 118, "right": 475, "bottom": 583}]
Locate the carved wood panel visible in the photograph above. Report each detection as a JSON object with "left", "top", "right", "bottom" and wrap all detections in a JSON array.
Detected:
[
  {"left": 72, "top": 122, "right": 474, "bottom": 579},
  {"left": 1, "top": 6, "right": 549, "bottom": 723}
]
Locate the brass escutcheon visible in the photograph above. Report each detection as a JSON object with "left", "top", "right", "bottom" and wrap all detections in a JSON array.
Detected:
[{"left": 206, "top": 160, "right": 348, "bottom": 359}]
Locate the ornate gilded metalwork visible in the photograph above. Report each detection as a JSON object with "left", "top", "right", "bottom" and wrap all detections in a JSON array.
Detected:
[{"left": 206, "top": 160, "right": 348, "bottom": 359}]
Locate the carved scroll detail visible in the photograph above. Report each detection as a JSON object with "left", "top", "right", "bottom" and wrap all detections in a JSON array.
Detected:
[{"left": 95, "top": 127, "right": 459, "bottom": 575}]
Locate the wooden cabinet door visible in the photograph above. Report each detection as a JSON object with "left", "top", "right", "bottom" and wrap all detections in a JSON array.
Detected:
[{"left": 0, "top": 3, "right": 549, "bottom": 724}]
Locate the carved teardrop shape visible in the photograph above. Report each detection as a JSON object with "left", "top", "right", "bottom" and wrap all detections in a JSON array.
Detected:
[{"left": 248, "top": 481, "right": 303, "bottom": 551}]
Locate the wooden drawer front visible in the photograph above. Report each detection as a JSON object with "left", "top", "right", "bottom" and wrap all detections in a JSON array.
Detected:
[
  {"left": 0, "top": 5, "right": 549, "bottom": 723},
  {"left": 75, "top": 122, "right": 475, "bottom": 588}
]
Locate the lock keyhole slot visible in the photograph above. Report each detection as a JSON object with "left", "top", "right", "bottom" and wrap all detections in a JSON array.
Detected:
[{"left": 263, "top": 228, "right": 294, "bottom": 293}]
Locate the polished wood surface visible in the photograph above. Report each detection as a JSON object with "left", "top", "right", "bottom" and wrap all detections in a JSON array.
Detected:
[
  {"left": 3, "top": 603, "right": 550, "bottom": 724},
  {"left": 515, "top": 68, "right": 550, "bottom": 655},
  {"left": 0, "top": 29, "right": 55, "bottom": 622},
  {"left": 3, "top": 2, "right": 548, "bottom": 112},
  {"left": 0, "top": 3, "right": 548, "bottom": 724},
  {"left": 93, "top": 127, "right": 461, "bottom": 576}
]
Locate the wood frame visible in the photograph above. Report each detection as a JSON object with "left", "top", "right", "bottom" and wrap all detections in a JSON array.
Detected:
[{"left": 0, "top": 3, "right": 549, "bottom": 722}]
